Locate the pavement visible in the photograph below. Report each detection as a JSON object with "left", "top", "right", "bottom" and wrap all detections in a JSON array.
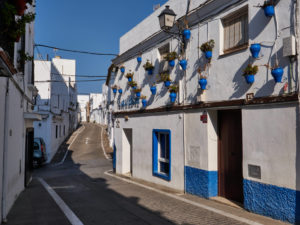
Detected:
[{"left": 4, "top": 123, "right": 289, "bottom": 225}]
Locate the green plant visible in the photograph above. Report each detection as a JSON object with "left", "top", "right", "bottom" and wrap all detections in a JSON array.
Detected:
[
  {"left": 243, "top": 64, "right": 258, "bottom": 76},
  {"left": 160, "top": 73, "right": 171, "bottom": 82},
  {"left": 128, "top": 81, "right": 137, "bottom": 87},
  {"left": 140, "top": 95, "right": 147, "bottom": 100},
  {"left": 200, "top": 39, "right": 215, "bottom": 52},
  {"left": 164, "top": 51, "right": 177, "bottom": 61},
  {"left": 200, "top": 75, "right": 207, "bottom": 79},
  {"left": 262, "top": 0, "right": 274, "bottom": 7},
  {"left": 134, "top": 88, "right": 142, "bottom": 93},
  {"left": 125, "top": 72, "right": 134, "bottom": 79},
  {"left": 169, "top": 84, "right": 179, "bottom": 93},
  {"left": 111, "top": 84, "right": 118, "bottom": 89},
  {"left": 143, "top": 60, "right": 154, "bottom": 71},
  {"left": 17, "top": 50, "right": 33, "bottom": 71}
]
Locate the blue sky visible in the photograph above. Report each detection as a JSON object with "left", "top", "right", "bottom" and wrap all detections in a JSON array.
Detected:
[{"left": 35, "top": 0, "right": 168, "bottom": 94}]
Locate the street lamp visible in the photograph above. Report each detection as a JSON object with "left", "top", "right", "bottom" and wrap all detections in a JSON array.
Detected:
[{"left": 158, "top": 5, "right": 176, "bottom": 30}]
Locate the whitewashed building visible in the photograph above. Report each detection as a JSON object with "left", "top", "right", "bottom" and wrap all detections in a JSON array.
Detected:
[
  {"left": 108, "top": 0, "right": 300, "bottom": 223},
  {"left": 89, "top": 93, "right": 103, "bottom": 124},
  {"left": 78, "top": 94, "right": 90, "bottom": 122},
  {"left": 33, "top": 56, "right": 78, "bottom": 162},
  {"left": 0, "top": 0, "right": 39, "bottom": 222}
]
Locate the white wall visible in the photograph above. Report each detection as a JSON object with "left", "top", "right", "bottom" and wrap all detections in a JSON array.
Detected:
[{"left": 78, "top": 95, "right": 89, "bottom": 122}]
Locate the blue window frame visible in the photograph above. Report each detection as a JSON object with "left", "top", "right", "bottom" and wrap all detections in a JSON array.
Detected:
[{"left": 153, "top": 129, "right": 171, "bottom": 181}]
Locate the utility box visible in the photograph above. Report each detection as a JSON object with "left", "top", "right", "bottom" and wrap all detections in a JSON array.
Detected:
[{"left": 283, "top": 36, "right": 296, "bottom": 57}]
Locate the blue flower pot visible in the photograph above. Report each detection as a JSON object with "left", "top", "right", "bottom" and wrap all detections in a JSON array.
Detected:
[
  {"left": 164, "top": 81, "right": 171, "bottom": 87},
  {"left": 169, "top": 92, "right": 177, "bottom": 103},
  {"left": 205, "top": 51, "right": 212, "bottom": 59},
  {"left": 183, "top": 29, "right": 191, "bottom": 40},
  {"left": 118, "top": 89, "right": 123, "bottom": 94},
  {"left": 150, "top": 86, "right": 157, "bottom": 95},
  {"left": 120, "top": 67, "right": 125, "bottom": 73},
  {"left": 198, "top": 78, "right": 207, "bottom": 90},
  {"left": 113, "top": 88, "right": 117, "bottom": 94},
  {"left": 147, "top": 69, "right": 153, "bottom": 75},
  {"left": 250, "top": 43, "right": 261, "bottom": 58},
  {"left": 264, "top": 5, "right": 275, "bottom": 17},
  {"left": 137, "top": 56, "right": 142, "bottom": 63},
  {"left": 179, "top": 59, "right": 187, "bottom": 71},
  {"left": 128, "top": 77, "right": 132, "bottom": 82},
  {"left": 169, "top": 60, "right": 175, "bottom": 67},
  {"left": 245, "top": 74, "right": 255, "bottom": 84},
  {"left": 136, "top": 92, "right": 141, "bottom": 98},
  {"left": 132, "top": 86, "right": 137, "bottom": 90},
  {"left": 271, "top": 67, "right": 284, "bottom": 83},
  {"left": 142, "top": 99, "right": 147, "bottom": 107}
]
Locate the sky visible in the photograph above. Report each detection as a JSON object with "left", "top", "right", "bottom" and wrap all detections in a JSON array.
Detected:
[{"left": 35, "top": 0, "right": 168, "bottom": 94}]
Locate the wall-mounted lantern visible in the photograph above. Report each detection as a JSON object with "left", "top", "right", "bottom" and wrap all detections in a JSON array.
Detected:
[{"left": 158, "top": 5, "right": 176, "bottom": 30}]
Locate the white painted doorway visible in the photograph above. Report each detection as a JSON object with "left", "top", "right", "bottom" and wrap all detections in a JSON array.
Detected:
[{"left": 122, "top": 129, "right": 132, "bottom": 175}]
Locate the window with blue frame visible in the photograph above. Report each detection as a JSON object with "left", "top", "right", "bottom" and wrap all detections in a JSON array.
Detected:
[{"left": 153, "top": 129, "right": 171, "bottom": 181}]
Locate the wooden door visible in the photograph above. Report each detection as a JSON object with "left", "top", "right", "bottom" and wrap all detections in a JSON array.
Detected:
[{"left": 218, "top": 110, "right": 243, "bottom": 203}]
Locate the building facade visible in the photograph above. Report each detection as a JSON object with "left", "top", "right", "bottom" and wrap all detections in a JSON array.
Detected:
[
  {"left": 33, "top": 57, "right": 78, "bottom": 162},
  {"left": 78, "top": 94, "right": 90, "bottom": 122},
  {"left": 109, "top": 0, "right": 300, "bottom": 223},
  {"left": 0, "top": 0, "right": 39, "bottom": 221}
]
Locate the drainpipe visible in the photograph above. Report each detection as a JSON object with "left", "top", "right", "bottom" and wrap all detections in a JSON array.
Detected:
[{"left": 2, "top": 77, "right": 10, "bottom": 223}]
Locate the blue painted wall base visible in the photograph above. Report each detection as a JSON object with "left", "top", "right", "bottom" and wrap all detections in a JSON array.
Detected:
[
  {"left": 244, "top": 179, "right": 300, "bottom": 224},
  {"left": 185, "top": 166, "right": 218, "bottom": 198}
]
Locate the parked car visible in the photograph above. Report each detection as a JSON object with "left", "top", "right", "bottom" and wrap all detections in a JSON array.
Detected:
[{"left": 33, "top": 138, "right": 47, "bottom": 165}]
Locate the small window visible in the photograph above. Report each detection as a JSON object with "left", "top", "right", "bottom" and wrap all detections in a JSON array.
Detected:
[
  {"left": 153, "top": 129, "right": 171, "bottom": 181},
  {"left": 222, "top": 6, "right": 248, "bottom": 54},
  {"left": 56, "top": 125, "right": 58, "bottom": 138},
  {"left": 158, "top": 43, "right": 170, "bottom": 73}
]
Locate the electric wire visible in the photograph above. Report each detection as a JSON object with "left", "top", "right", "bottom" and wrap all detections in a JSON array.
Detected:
[{"left": 35, "top": 44, "right": 118, "bottom": 56}]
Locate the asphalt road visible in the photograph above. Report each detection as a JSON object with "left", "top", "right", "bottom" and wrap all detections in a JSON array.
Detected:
[{"left": 5, "top": 124, "right": 286, "bottom": 225}]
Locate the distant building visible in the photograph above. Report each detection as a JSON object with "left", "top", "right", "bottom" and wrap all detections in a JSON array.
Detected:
[
  {"left": 33, "top": 56, "right": 78, "bottom": 162},
  {"left": 78, "top": 94, "right": 90, "bottom": 122},
  {"left": 89, "top": 93, "right": 103, "bottom": 124}
]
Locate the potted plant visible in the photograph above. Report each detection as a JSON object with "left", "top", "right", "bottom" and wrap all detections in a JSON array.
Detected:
[
  {"left": 164, "top": 52, "right": 177, "bottom": 67},
  {"left": 200, "top": 39, "right": 215, "bottom": 59},
  {"left": 160, "top": 73, "right": 172, "bottom": 87},
  {"left": 125, "top": 71, "right": 134, "bottom": 82},
  {"left": 128, "top": 81, "right": 137, "bottom": 89},
  {"left": 250, "top": 43, "right": 261, "bottom": 58},
  {"left": 179, "top": 58, "right": 187, "bottom": 71},
  {"left": 183, "top": 19, "right": 191, "bottom": 41},
  {"left": 120, "top": 66, "right": 125, "bottom": 73},
  {"left": 198, "top": 75, "right": 208, "bottom": 90},
  {"left": 168, "top": 84, "right": 178, "bottom": 103},
  {"left": 134, "top": 88, "right": 142, "bottom": 98},
  {"left": 118, "top": 88, "right": 123, "bottom": 94},
  {"left": 262, "top": 1, "right": 275, "bottom": 17},
  {"left": 243, "top": 64, "right": 258, "bottom": 84},
  {"left": 137, "top": 53, "right": 142, "bottom": 63},
  {"left": 270, "top": 65, "right": 284, "bottom": 83},
  {"left": 150, "top": 83, "right": 157, "bottom": 95},
  {"left": 141, "top": 95, "right": 147, "bottom": 107},
  {"left": 143, "top": 60, "right": 154, "bottom": 75},
  {"left": 111, "top": 85, "right": 118, "bottom": 94},
  {"left": 17, "top": 50, "right": 33, "bottom": 71}
]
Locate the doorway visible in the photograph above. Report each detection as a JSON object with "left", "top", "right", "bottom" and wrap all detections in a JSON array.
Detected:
[
  {"left": 122, "top": 129, "right": 132, "bottom": 175},
  {"left": 218, "top": 110, "right": 243, "bottom": 203},
  {"left": 25, "top": 128, "right": 34, "bottom": 187}
]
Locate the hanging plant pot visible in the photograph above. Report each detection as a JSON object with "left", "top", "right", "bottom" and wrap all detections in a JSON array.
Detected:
[
  {"left": 164, "top": 81, "right": 171, "bottom": 87},
  {"left": 245, "top": 75, "right": 255, "bottom": 84},
  {"left": 135, "top": 92, "right": 141, "bottom": 98},
  {"left": 169, "top": 60, "right": 175, "bottom": 67},
  {"left": 112, "top": 88, "right": 117, "bottom": 94},
  {"left": 150, "top": 86, "right": 157, "bottom": 95},
  {"left": 179, "top": 59, "right": 187, "bottom": 71},
  {"left": 198, "top": 78, "right": 207, "bottom": 90},
  {"left": 271, "top": 67, "right": 284, "bottom": 83},
  {"left": 127, "top": 77, "right": 132, "bottom": 82},
  {"left": 132, "top": 85, "right": 137, "bottom": 90},
  {"left": 264, "top": 5, "right": 275, "bottom": 17},
  {"left": 147, "top": 69, "right": 153, "bottom": 75},
  {"left": 183, "top": 29, "right": 191, "bottom": 41},
  {"left": 169, "top": 92, "right": 177, "bottom": 103},
  {"left": 205, "top": 51, "right": 212, "bottom": 59},
  {"left": 137, "top": 56, "right": 142, "bottom": 63},
  {"left": 250, "top": 43, "right": 261, "bottom": 58},
  {"left": 120, "top": 67, "right": 125, "bottom": 73},
  {"left": 13, "top": 0, "right": 27, "bottom": 16},
  {"left": 142, "top": 99, "right": 147, "bottom": 107},
  {"left": 118, "top": 89, "right": 123, "bottom": 94}
]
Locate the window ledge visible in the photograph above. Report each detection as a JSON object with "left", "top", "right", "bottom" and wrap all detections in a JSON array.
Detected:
[
  {"left": 219, "top": 44, "right": 249, "bottom": 58},
  {"left": 153, "top": 172, "right": 170, "bottom": 181}
]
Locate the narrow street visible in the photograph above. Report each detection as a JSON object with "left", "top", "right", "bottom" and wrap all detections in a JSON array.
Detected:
[{"left": 5, "top": 124, "right": 286, "bottom": 225}]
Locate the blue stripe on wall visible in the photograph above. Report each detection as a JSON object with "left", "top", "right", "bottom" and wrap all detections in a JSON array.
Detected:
[
  {"left": 244, "top": 179, "right": 300, "bottom": 224},
  {"left": 185, "top": 166, "right": 218, "bottom": 198}
]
